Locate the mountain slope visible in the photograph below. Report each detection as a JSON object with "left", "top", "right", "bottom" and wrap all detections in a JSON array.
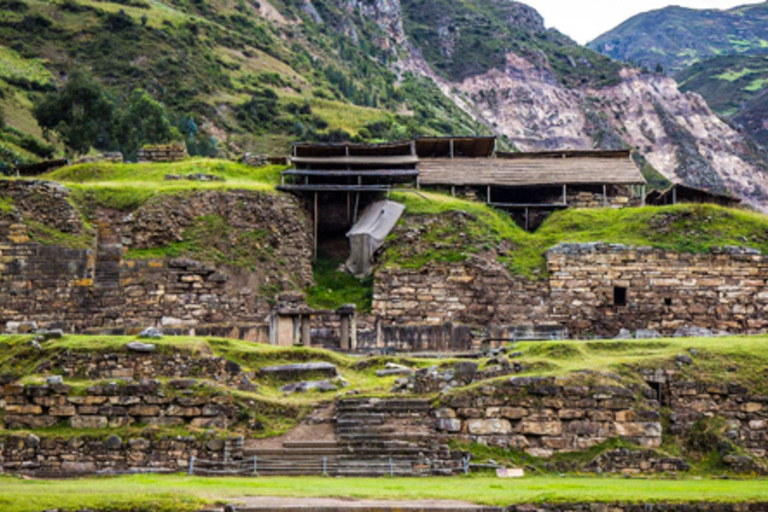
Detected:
[
  {"left": 588, "top": 2, "right": 768, "bottom": 75},
  {"left": 2, "top": 0, "right": 768, "bottom": 208},
  {"left": 675, "top": 54, "right": 768, "bottom": 148}
]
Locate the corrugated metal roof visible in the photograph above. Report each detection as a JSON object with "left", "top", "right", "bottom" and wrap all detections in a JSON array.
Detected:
[{"left": 418, "top": 155, "right": 645, "bottom": 187}]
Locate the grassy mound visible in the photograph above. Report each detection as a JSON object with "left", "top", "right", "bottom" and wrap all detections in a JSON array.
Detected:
[
  {"left": 387, "top": 191, "right": 768, "bottom": 277},
  {"left": 42, "top": 158, "right": 285, "bottom": 212}
]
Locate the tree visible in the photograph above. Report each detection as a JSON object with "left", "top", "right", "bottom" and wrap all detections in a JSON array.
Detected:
[
  {"left": 114, "top": 89, "right": 180, "bottom": 161},
  {"left": 33, "top": 70, "right": 115, "bottom": 155}
]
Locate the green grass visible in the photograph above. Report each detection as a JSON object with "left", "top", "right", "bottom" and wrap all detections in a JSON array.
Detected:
[
  {"left": 0, "top": 473, "right": 767, "bottom": 512},
  {"left": 127, "top": 214, "right": 276, "bottom": 270},
  {"left": 494, "top": 336, "right": 768, "bottom": 395},
  {"left": 387, "top": 192, "right": 768, "bottom": 278},
  {"left": 24, "top": 220, "right": 93, "bottom": 249},
  {"left": 0, "top": 46, "right": 54, "bottom": 90},
  {"left": 306, "top": 253, "right": 373, "bottom": 312},
  {"left": 41, "top": 158, "right": 285, "bottom": 212}
]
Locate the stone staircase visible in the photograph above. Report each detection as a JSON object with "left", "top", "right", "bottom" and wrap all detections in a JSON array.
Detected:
[
  {"left": 336, "top": 398, "right": 463, "bottom": 475},
  {"left": 243, "top": 440, "right": 342, "bottom": 476}
]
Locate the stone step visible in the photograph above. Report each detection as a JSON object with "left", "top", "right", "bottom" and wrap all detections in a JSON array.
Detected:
[
  {"left": 245, "top": 448, "right": 342, "bottom": 456},
  {"left": 283, "top": 441, "right": 340, "bottom": 449}
]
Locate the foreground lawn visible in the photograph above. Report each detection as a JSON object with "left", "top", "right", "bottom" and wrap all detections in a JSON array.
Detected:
[{"left": 1, "top": 475, "right": 767, "bottom": 511}]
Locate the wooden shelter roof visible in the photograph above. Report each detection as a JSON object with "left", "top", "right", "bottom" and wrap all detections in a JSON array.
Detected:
[
  {"left": 415, "top": 137, "right": 496, "bottom": 158},
  {"left": 646, "top": 183, "right": 741, "bottom": 207},
  {"left": 418, "top": 153, "right": 645, "bottom": 187},
  {"left": 292, "top": 141, "right": 413, "bottom": 158},
  {"left": 291, "top": 155, "right": 419, "bottom": 166}
]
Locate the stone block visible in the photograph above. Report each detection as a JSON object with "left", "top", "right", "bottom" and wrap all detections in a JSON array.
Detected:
[
  {"left": 436, "top": 418, "right": 462, "bottom": 432},
  {"left": 517, "top": 420, "right": 563, "bottom": 436},
  {"left": 614, "top": 422, "right": 661, "bottom": 438},
  {"left": 49, "top": 405, "right": 77, "bottom": 416},
  {"left": 467, "top": 418, "right": 512, "bottom": 435},
  {"left": 70, "top": 416, "right": 108, "bottom": 429}
]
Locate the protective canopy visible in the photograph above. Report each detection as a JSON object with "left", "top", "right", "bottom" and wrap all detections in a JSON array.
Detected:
[{"left": 346, "top": 200, "right": 405, "bottom": 277}]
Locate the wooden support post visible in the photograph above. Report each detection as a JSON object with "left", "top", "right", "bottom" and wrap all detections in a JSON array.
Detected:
[
  {"left": 345, "top": 145, "right": 350, "bottom": 157},
  {"left": 313, "top": 192, "right": 318, "bottom": 258},
  {"left": 416, "top": 177, "right": 420, "bottom": 191},
  {"left": 562, "top": 184, "right": 567, "bottom": 205},
  {"left": 525, "top": 207, "right": 529, "bottom": 232},
  {"left": 642, "top": 184, "right": 647, "bottom": 207},
  {"left": 487, "top": 186, "right": 491, "bottom": 205},
  {"left": 347, "top": 191, "right": 351, "bottom": 224},
  {"left": 410, "top": 140, "right": 416, "bottom": 156},
  {"left": 602, "top": 184, "right": 607, "bottom": 207},
  {"left": 672, "top": 185, "right": 677, "bottom": 205},
  {"left": 449, "top": 139, "right": 454, "bottom": 159},
  {"left": 451, "top": 186, "right": 456, "bottom": 197}
]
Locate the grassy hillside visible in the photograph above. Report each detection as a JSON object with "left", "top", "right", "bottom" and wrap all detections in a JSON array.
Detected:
[
  {"left": 385, "top": 192, "right": 768, "bottom": 278},
  {"left": 0, "top": 0, "right": 487, "bottom": 163},
  {"left": 589, "top": 2, "right": 768, "bottom": 74},
  {"left": 0, "top": 45, "right": 58, "bottom": 166},
  {"left": 677, "top": 54, "right": 768, "bottom": 117}
]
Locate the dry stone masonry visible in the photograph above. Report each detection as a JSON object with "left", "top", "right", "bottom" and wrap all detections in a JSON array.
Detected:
[{"left": 375, "top": 243, "right": 768, "bottom": 338}]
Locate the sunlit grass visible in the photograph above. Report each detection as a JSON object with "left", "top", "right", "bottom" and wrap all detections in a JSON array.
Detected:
[{"left": 0, "top": 473, "right": 767, "bottom": 512}]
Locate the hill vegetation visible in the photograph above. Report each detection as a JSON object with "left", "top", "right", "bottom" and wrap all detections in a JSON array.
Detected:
[
  {"left": 0, "top": 0, "right": 487, "bottom": 164},
  {"left": 401, "top": 0, "right": 623, "bottom": 87},
  {"left": 589, "top": 2, "right": 768, "bottom": 74},
  {"left": 385, "top": 192, "right": 768, "bottom": 278}
]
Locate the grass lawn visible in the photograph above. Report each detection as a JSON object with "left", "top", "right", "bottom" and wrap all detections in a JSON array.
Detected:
[{"left": 0, "top": 474, "right": 767, "bottom": 511}]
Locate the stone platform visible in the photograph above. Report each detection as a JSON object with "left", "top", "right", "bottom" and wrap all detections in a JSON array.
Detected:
[{"left": 225, "top": 497, "right": 502, "bottom": 512}]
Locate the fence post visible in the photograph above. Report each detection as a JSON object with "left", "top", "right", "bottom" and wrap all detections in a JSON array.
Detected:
[
  {"left": 323, "top": 456, "right": 327, "bottom": 476},
  {"left": 188, "top": 455, "right": 195, "bottom": 476},
  {"left": 253, "top": 456, "right": 258, "bottom": 476},
  {"left": 389, "top": 457, "right": 393, "bottom": 477}
]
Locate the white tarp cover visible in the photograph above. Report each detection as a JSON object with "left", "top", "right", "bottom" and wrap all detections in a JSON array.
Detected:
[{"left": 346, "top": 200, "right": 405, "bottom": 277}]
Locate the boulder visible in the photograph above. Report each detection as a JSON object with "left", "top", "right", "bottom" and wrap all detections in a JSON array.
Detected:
[
  {"left": 260, "top": 362, "right": 338, "bottom": 380},
  {"left": 127, "top": 341, "right": 157, "bottom": 353},
  {"left": 138, "top": 327, "right": 162, "bottom": 339},
  {"left": 104, "top": 435, "right": 123, "bottom": 450},
  {"left": 280, "top": 380, "right": 337, "bottom": 394},
  {"left": 635, "top": 329, "right": 661, "bottom": 339}
]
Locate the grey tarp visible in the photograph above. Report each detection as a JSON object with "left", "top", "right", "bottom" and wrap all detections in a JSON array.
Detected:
[{"left": 346, "top": 200, "right": 405, "bottom": 277}]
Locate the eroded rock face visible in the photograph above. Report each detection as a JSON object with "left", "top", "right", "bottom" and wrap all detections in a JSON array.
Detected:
[{"left": 454, "top": 58, "right": 768, "bottom": 208}]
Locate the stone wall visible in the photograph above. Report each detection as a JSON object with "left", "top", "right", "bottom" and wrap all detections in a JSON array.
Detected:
[
  {"left": 436, "top": 376, "right": 661, "bottom": 458},
  {"left": 373, "top": 256, "right": 549, "bottom": 326},
  {"left": 547, "top": 243, "right": 768, "bottom": 336},
  {"left": 0, "top": 432, "right": 241, "bottom": 475},
  {"left": 374, "top": 243, "right": 768, "bottom": 338},
  {"left": 667, "top": 379, "right": 768, "bottom": 459},
  {"left": 1, "top": 380, "right": 239, "bottom": 430},
  {"left": 34, "top": 349, "right": 252, "bottom": 389},
  {"left": 0, "top": 184, "right": 314, "bottom": 334}
]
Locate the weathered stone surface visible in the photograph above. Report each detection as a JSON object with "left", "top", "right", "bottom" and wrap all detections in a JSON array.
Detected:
[
  {"left": 70, "top": 416, "right": 108, "bottom": 429},
  {"left": 467, "top": 418, "right": 512, "bottom": 435},
  {"left": 260, "top": 362, "right": 338, "bottom": 379}
]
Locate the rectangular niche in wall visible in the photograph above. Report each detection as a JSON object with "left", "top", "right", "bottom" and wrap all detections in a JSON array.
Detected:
[{"left": 613, "top": 286, "right": 627, "bottom": 307}]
